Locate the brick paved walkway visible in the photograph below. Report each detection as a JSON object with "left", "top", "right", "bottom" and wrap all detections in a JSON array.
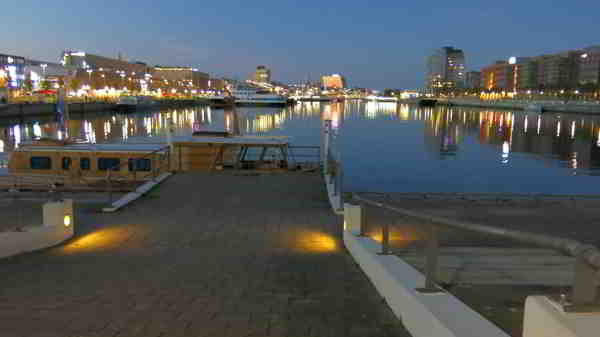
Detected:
[{"left": 0, "top": 172, "right": 410, "bottom": 337}]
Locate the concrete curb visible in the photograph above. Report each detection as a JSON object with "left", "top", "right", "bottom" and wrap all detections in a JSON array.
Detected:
[
  {"left": 324, "top": 174, "right": 343, "bottom": 215},
  {"left": 343, "top": 229, "right": 509, "bottom": 337},
  {"left": 102, "top": 173, "right": 172, "bottom": 213},
  {"left": 0, "top": 224, "right": 73, "bottom": 259}
]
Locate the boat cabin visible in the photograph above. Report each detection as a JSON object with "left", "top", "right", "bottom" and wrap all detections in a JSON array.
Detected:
[{"left": 8, "top": 139, "right": 169, "bottom": 183}]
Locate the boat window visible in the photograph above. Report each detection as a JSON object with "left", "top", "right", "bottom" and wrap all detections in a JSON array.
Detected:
[
  {"left": 30, "top": 156, "right": 52, "bottom": 170},
  {"left": 128, "top": 158, "right": 152, "bottom": 172},
  {"left": 98, "top": 158, "right": 120, "bottom": 171},
  {"left": 80, "top": 158, "right": 91, "bottom": 170},
  {"left": 62, "top": 157, "right": 72, "bottom": 170}
]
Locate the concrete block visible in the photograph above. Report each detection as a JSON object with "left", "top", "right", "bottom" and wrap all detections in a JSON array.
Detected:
[
  {"left": 344, "top": 230, "right": 509, "bottom": 337},
  {"left": 344, "top": 203, "right": 363, "bottom": 232},
  {"left": 523, "top": 296, "right": 600, "bottom": 337},
  {"left": 1, "top": 200, "right": 74, "bottom": 259}
]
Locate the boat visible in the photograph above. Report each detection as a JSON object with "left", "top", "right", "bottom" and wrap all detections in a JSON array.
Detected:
[
  {"left": 115, "top": 95, "right": 157, "bottom": 112},
  {"left": 232, "top": 84, "right": 288, "bottom": 106},
  {"left": 292, "top": 95, "right": 333, "bottom": 102},
  {"left": 204, "top": 95, "right": 235, "bottom": 109},
  {"left": 365, "top": 95, "right": 398, "bottom": 102},
  {"left": 7, "top": 135, "right": 292, "bottom": 185}
]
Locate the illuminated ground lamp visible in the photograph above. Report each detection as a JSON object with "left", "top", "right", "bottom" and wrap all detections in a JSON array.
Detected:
[{"left": 43, "top": 199, "right": 74, "bottom": 233}]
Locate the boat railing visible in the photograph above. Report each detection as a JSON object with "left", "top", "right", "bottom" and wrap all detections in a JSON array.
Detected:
[
  {"left": 288, "top": 145, "right": 320, "bottom": 169},
  {"left": 350, "top": 193, "right": 600, "bottom": 312},
  {"left": 104, "top": 145, "right": 171, "bottom": 203}
]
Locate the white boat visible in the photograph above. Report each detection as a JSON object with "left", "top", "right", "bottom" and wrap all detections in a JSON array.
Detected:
[
  {"left": 365, "top": 95, "right": 398, "bottom": 102},
  {"left": 116, "top": 95, "right": 157, "bottom": 111},
  {"left": 232, "top": 85, "right": 288, "bottom": 106}
]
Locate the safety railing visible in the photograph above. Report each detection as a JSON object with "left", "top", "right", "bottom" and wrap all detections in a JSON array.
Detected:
[
  {"left": 288, "top": 145, "right": 320, "bottom": 170},
  {"left": 351, "top": 193, "right": 600, "bottom": 312},
  {"left": 322, "top": 119, "right": 343, "bottom": 212},
  {"left": 105, "top": 146, "right": 171, "bottom": 203}
]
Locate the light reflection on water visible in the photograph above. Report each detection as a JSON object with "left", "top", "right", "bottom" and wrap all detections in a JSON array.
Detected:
[{"left": 2, "top": 102, "right": 600, "bottom": 194}]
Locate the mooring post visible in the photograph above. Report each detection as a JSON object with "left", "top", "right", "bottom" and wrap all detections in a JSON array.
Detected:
[
  {"left": 421, "top": 225, "right": 440, "bottom": 292},
  {"left": 572, "top": 256, "right": 598, "bottom": 306}
]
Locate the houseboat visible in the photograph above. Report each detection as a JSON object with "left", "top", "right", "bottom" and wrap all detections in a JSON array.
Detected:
[
  {"left": 232, "top": 85, "right": 288, "bottom": 106},
  {"left": 8, "top": 135, "right": 292, "bottom": 185}
]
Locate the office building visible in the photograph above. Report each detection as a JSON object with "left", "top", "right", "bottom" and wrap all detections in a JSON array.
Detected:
[
  {"left": 465, "top": 71, "right": 481, "bottom": 89},
  {"left": 321, "top": 74, "right": 346, "bottom": 90},
  {"left": 578, "top": 46, "right": 600, "bottom": 85},
  {"left": 255, "top": 65, "right": 271, "bottom": 83},
  {"left": 426, "top": 46, "right": 466, "bottom": 89},
  {"left": 481, "top": 61, "right": 515, "bottom": 91}
]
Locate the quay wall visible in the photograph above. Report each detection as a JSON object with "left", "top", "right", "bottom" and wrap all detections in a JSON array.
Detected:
[
  {"left": 0, "top": 99, "right": 208, "bottom": 119},
  {"left": 409, "top": 98, "right": 600, "bottom": 114}
]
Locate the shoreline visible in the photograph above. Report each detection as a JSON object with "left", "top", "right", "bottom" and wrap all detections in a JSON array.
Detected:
[
  {"left": 399, "top": 98, "right": 600, "bottom": 114},
  {"left": 0, "top": 99, "right": 210, "bottom": 119}
]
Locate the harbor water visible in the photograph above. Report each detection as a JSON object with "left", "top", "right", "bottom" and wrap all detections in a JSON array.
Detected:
[{"left": 1, "top": 101, "right": 600, "bottom": 194}]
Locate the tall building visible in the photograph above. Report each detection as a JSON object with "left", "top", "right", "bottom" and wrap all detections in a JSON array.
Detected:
[
  {"left": 426, "top": 46, "right": 466, "bottom": 89},
  {"left": 465, "top": 71, "right": 481, "bottom": 89},
  {"left": 255, "top": 65, "right": 271, "bottom": 83},
  {"left": 515, "top": 58, "right": 537, "bottom": 90},
  {"left": 481, "top": 61, "right": 515, "bottom": 91},
  {"left": 321, "top": 74, "right": 346, "bottom": 90},
  {"left": 578, "top": 46, "right": 600, "bottom": 85}
]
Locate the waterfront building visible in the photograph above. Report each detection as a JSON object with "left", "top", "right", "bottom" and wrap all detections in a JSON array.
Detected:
[
  {"left": 255, "top": 65, "right": 271, "bottom": 83},
  {"left": 321, "top": 74, "right": 346, "bottom": 90},
  {"left": 515, "top": 58, "right": 537, "bottom": 90},
  {"left": 535, "top": 52, "right": 581, "bottom": 89},
  {"left": 578, "top": 46, "right": 600, "bottom": 85},
  {"left": 481, "top": 61, "right": 515, "bottom": 91},
  {"left": 0, "top": 53, "right": 26, "bottom": 89},
  {"left": 152, "top": 66, "right": 209, "bottom": 92},
  {"left": 61, "top": 51, "right": 152, "bottom": 93},
  {"left": 25, "top": 60, "right": 72, "bottom": 90},
  {"left": 465, "top": 71, "right": 481, "bottom": 89},
  {"left": 209, "top": 78, "right": 226, "bottom": 91},
  {"left": 426, "top": 46, "right": 466, "bottom": 89}
]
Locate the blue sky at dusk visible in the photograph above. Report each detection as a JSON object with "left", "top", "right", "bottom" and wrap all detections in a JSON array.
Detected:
[{"left": 2, "top": 1, "right": 599, "bottom": 89}]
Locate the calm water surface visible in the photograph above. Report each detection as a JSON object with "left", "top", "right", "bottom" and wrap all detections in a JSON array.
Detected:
[{"left": 2, "top": 101, "right": 600, "bottom": 194}]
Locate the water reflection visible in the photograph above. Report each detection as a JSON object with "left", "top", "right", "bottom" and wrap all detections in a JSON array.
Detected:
[{"left": 3, "top": 101, "right": 600, "bottom": 191}]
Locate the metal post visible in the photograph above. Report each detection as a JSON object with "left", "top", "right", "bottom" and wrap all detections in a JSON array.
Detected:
[
  {"left": 107, "top": 171, "right": 113, "bottom": 204},
  {"left": 418, "top": 225, "right": 441, "bottom": 293},
  {"left": 360, "top": 204, "right": 367, "bottom": 236},
  {"left": 381, "top": 222, "right": 390, "bottom": 255},
  {"left": 571, "top": 257, "right": 598, "bottom": 306}
]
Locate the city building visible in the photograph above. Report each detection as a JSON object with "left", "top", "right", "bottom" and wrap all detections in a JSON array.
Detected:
[
  {"left": 578, "top": 46, "right": 600, "bottom": 86},
  {"left": 152, "top": 66, "right": 209, "bottom": 91},
  {"left": 426, "top": 46, "right": 466, "bottom": 89},
  {"left": 515, "top": 57, "right": 537, "bottom": 90},
  {"left": 0, "top": 53, "right": 26, "bottom": 89},
  {"left": 209, "top": 78, "right": 227, "bottom": 91},
  {"left": 465, "top": 71, "right": 481, "bottom": 89},
  {"left": 321, "top": 74, "right": 346, "bottom": 90},
  {"left": 61, "top": 50, "right": 152, "bottom": 93},
  {"left": 481, "top": 61, "right": 515, "bottom": 91},
  {"left": 255, "top": 65, "right": 271, "bottom": 83},
  {"left": 25, "top": 60, "right": 72, "bottom": 90}
]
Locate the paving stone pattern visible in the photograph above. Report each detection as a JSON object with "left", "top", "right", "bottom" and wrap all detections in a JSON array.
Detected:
[{"left": 0, "top": 172, "right": 410, "bottom": 337}]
